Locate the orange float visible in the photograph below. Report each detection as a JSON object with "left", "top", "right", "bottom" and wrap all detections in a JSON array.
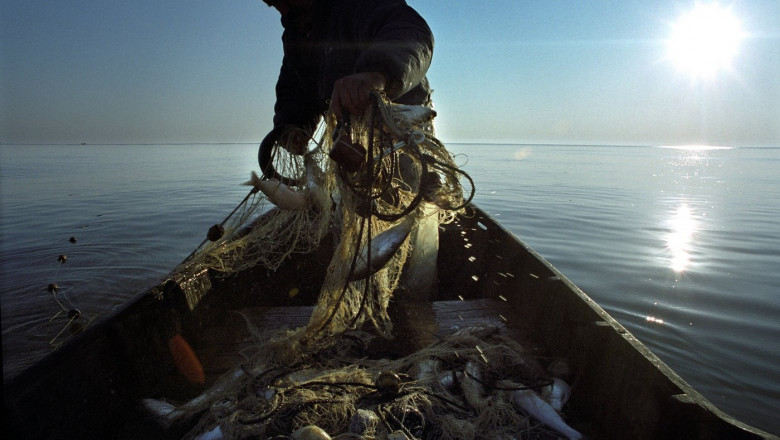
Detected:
[{"left": 168, "top": 333, "right": 205, "bottom": 384}]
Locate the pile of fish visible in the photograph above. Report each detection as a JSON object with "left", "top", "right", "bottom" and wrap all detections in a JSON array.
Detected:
[{"left": 141, "top": 326, "right": 584, "bottom": 440}]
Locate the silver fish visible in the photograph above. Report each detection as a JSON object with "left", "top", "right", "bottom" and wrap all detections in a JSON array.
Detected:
[
  {"left": 389, "top": 103, "right": 437, "bottom": 128},
  {"left": 243, "top": 172, "right": 307, "bottom": 211},
  {"left": 243, "top": 156, "right": 324, "bottom": 211},
  {"left": 511, "top": 387, "right": 583, "bottom": 440},
  {"left": 193, "top": 425, "right": 225, "bottom": 440},
  {"left": 457, "top": 361, "right": 486, "bottom": 410},
  {"left": 386, "top": 430, "right": 410, "bottom": 440},
  {"left": 438, "top": 370, "right": 456, "bottom": 389},
  {"left": 541, "top": 377, "right": 572, "bottom": 412},
  {"left": 139, "top": 398, "right": 177, "bottom": 427},
  {"left": 140, "top": 368, "right": 245, "bottom": 429},
  {"left": 140, "top": 361, "right": 264, "bottom": 430},
  {"left": 291, "top": 425, "right": 332, "bottom": 440},
  {"left": 348, "top": 216, "right": 414, "bottom": 281},
  {"left": 348, "top": 409, "right": 380, "bottom": 435},
  {"left": 413, "top": 358, "right": 441, "bottom": 383}
]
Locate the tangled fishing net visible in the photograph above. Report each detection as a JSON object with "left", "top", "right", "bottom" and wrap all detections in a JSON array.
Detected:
[
  {"left": 151, "top": 95, "right": 580, "bottom": 439},
  {"left": 175, "top": 326, "right": 561, "bottom": 440},
  {"left": 177, "top": 92, "right": 473, "bottom": 342}
]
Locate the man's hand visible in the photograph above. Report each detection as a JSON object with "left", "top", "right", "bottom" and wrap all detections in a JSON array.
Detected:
[{"left": 330, "top": 72, "right": 387, "bottom": 121}]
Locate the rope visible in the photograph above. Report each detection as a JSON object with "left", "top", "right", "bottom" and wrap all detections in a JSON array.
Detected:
[{"left": 180, "top": 187, "right": 259, "bottom": 264}]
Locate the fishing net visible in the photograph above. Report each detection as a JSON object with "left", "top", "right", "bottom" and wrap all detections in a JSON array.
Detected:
[
  {"left": 176, "top": 93, "right": 473, "bottom": 343},
  {"left": 176, "top": 133, "right": 334, "bottom": 276},
  {"left": 148, "top": 96, "right": 579, "bottom": 439},
  {"left": 152, "top": 94, "right": 584, "bottom": 440},
  {"left": 178, "top": 326, "right": 558, "bottom": 440}
]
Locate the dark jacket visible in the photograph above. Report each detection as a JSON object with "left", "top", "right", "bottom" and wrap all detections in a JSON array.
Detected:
[{"left": 273, "top": 0, "right": 434, "bottom": 131}]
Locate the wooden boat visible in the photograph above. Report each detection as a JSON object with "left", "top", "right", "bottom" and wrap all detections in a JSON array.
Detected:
[{"left": 4, "top": 205, "right": 776, "bottom": 440}]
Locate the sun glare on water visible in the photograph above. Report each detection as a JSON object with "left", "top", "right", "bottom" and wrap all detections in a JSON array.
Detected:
[
  {"left": 666, "top": 204, "right": 697, "bottom": 272},
  {"left": 658, "top": 144, "right": 732, "bottom": 151},
  {"left": 666, "top": 3, "right": 745, "bottom": 79}
]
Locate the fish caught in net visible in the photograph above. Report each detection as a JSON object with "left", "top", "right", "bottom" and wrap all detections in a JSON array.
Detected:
[
  {"left": 143, "top": 326, "right": 578, "bottom": 440},
  {"left": 176, "top": 92, "right": 473, "bottom": 342},
  {"left": 138, "top": 96, "right": 583, "bottom": 439}
]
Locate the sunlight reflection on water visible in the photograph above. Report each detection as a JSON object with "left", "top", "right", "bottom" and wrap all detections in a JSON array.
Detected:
[
  {"left": 666, "top": 204, "right": 697, "bottom": 272},
  {"left": 512, "top": 147, "right": 533, "bottom": 160},
  {"left": 658, "top": 144, "right": 733, "bottom": 151}
]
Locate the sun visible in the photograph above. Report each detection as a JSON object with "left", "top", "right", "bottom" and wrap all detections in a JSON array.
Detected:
[{"left": 666, "top": 3, "right": 744, "bottom": 79}]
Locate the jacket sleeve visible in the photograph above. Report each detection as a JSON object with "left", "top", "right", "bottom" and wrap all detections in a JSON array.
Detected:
[
  {"left": 273, "top": 42, "right": 322, "bottom": 131},
  {"left": 353, "top": 1, "right": 434, "bottom": 100}
]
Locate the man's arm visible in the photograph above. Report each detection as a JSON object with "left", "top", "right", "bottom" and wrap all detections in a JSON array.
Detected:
[
  {"left": 273, "top": 51, "right": 321, "bottom": 131},
  {"left": 354, "top": 2, "right": 434, "bottom": 100}
]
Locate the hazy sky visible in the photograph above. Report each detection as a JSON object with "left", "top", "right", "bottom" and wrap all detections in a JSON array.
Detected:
[{"left": 1, "top": 0, "right": 778, "bottom": 146}]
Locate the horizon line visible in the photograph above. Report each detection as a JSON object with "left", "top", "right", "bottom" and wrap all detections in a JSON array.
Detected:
[{"left": 0, "top": 141, "right": 772, "bottom": 149}]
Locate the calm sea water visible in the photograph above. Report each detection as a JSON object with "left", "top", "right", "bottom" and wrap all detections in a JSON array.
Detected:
[{"left": 1, "top": 143, "right": 778, "bottom": 435}]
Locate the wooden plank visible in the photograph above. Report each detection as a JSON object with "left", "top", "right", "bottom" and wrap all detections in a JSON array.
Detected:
[
  {"left": 195, "top": 306, "right": 314, "bottom": 376},
  {"left": 432, "top": 298, "right": 514, "bottom": 336},
  {"left": 194, "top": 299, "right": 527, "bottom": 376},
  {"left": 200, "top": 299, "right": 521, "bottom": 349}
]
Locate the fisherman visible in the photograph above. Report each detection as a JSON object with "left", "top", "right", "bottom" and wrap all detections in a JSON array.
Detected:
[
  {"left": 262, "top": 0, "right": 440, "bottom": 347},
  {"left": 262, "top": 0, "right": 434, "bottom": 151}
]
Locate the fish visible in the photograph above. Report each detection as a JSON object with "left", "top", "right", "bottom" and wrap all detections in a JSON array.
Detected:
[
  {"left": 141, "top": 401, "right": 229, "bottom": 440},
  {"left": 388, "top": 103, "right": 437, "bottom": 128},
  {"left": 541, "top": 377, "right": 572, "bottom": 412},
  {"left": 511, "top": 387, "right": 583, "bottom": 440},
  {"left": 291, "top": 425, "right": 332, "bottom": 440},
  {"left": 348, "top": 216, "right": 414, "bottom": 281},
  {"left": 243, "top": 171, "right": 307, "bottom": 210},
  {"left": 413, "top": 358, "right": 441, "bottom": 383},
  {"left": 386, "top": 430, "right": 410, "bottom": 440},
  {"left": 193, "top": 425, "right": 225, "bottom": 440},
  {"left": 438, "top": 370, "right": 456, "bottom": 389},
  {"left": 140, "top": 362, "right": 261, "bottom": 430},
  {"left": 244, "top": 156, "right": 325, "bottom": 211},
  {"left": 458, "top": 361, "right": 486, "bottom": 410},
  {"left": 348, "top": 409, "right": 380, "bottom": 435},
  {"left": 303, "top": 156, "right": 328, "bottom": 209},
  {"left": 380, "top": 102, "right": 437, "bottom": 139},
  {"left": 139, "top": 398, "right": 177, "bottom": 426}
]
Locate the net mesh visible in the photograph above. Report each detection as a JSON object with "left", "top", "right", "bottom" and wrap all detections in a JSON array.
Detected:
[
  {"left": 161, "top": 95, "right": 572, "bottom": 440},
  {"left": 179, "top": 326, "right": 559, "bottom": 440},
  {"left": 176, "top": 93, "right": 472, "bottom": 343}
]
